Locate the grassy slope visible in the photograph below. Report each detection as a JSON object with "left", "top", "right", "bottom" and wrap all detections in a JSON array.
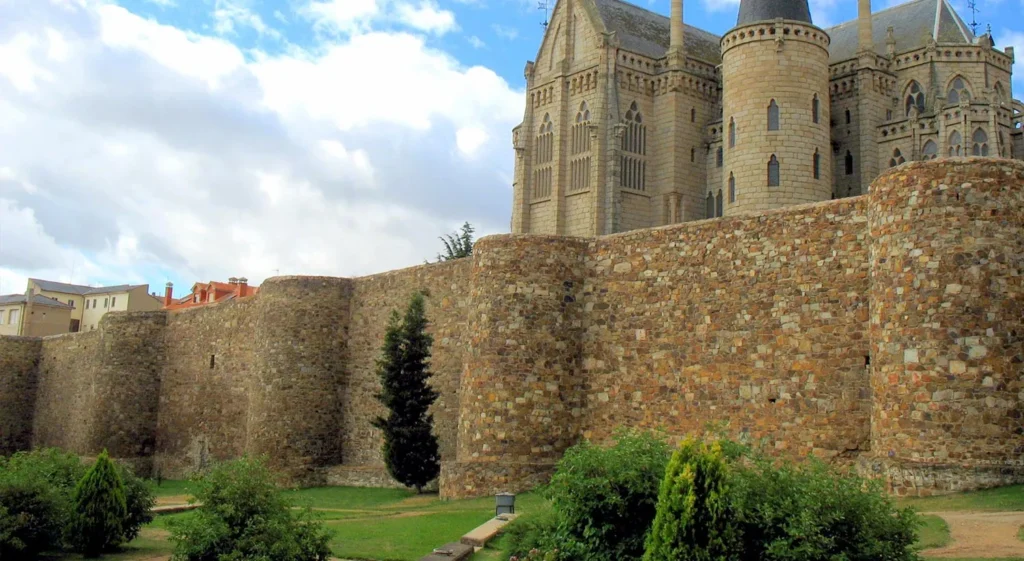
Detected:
[{"left": 898, "top": 485, "right": 1024, "bottom": 513}]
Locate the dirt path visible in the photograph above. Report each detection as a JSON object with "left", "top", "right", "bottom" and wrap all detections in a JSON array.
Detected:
[{"left": 922, "top": 511, "right": 1024, "bottom": 559}]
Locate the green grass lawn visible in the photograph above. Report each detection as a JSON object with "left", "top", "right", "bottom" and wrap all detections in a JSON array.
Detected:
[
  {"left": 898, "top": 485, "right": 1024, "bottom": 513},
  {"left": 149, "top": 478, "right": 193, "bottom": 499},
  {"left": 918, "top": 514, "right": 952, "bottom": 549}
]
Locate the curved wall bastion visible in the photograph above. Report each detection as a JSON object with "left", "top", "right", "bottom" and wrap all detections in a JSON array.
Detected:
[{"left": 1, "top": 159, "right": 1021, "bottom": 498}]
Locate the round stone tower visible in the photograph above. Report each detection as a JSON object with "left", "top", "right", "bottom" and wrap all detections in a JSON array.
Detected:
[{"left": 721, "top": 0, "right": 832, "bottom": 215}]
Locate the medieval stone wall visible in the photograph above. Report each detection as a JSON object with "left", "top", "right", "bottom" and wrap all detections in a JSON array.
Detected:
[
  {"left": 0, "top": 337, "right": 41, "bottom": 455},
  {"left": 2, "top": 159, "right": 1021, "bottom": 498}
]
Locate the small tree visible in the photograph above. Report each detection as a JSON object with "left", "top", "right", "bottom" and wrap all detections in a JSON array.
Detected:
[
  {"left": 70, "top": 450, "right": 127, "bottom": 557},
  {"left": 437, "top": 222, "right": 475, "bottom": 261},
  {"left": 643, "top": 439, "right": 738, "bottom": 561},
  {"left": 372, "top": 291, "right": 440, "bottom": 492}
]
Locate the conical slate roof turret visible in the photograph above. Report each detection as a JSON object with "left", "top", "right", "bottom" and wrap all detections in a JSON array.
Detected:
[{"left": 736, "top": 0, "right": 812, "bottom": 25}]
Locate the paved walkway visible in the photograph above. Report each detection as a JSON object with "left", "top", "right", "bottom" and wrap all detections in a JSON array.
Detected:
[{"left": 922, "top": 511, "right": 1024, "bottom": 559}]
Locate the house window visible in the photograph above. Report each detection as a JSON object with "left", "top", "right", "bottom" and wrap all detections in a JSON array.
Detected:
[
  {"left": 947, "top": 76, "right": 970, "bottom": 104},
  {"left": 104, "top": 297, "right": 109, "bottom": 308},
  {"left": 716, "top": 147, "right": 723, "bottom": 168},
  {"left": 92, "top": 298, "right": 97, "bottom": 308},
  {"left": 728, "top": 174, "right": 736, "bottom": 203},
  {"left": 845, "top": 151, "right": 854, "bottom": 175},
  {"left": 767, "top": 155, "right": 780, "bottom": 187},
  {"left": 715, "top": 190, "right": 724, "bottom": 217},
  {"left": 768, "top": 100, "right": 780, "bottom": 131},
  {"left": 728, "top": 118, "right": 736, "bottom": 148},
  {"left": 570, "top": 102, "right": 592, "bottom": 192},
  {"left": 889, "top": 148, "right": 906, "bottom": 167},
  {"left": 812, "top": 95, "right": 820, "bottom": 124},
  {"left": 111, "top": 296, "right": 116, "bottom": 307},
  {"left": 533, "top": 113, "right": 554, "bottom": 199},
  {"left": 85, "top": 300, "right": 89, "bottom": 310},
  {"left": 10, "top": 309, "right": 19, "bottom": 326},
  {"left": 68, "top": 299, "right": 74, "bottom": 307},
  {"left": 620, "top": 102, "right": 647, "bottom": 191},
  {"left": 706, "top": 192, "right": 714, "bottom": 219},
  {"left": 0, "top": 312, "right": 4, "bottom": 325},
  {"left": 949, "top": 130, "right": 962, "bottom": 157},
  {"left": 813, "top": 149, "right": 821, "bottom": 179},
  {"left": 905, "top": 81, "right": 925, "bottom": 116},
  {"left": 972, "top": 128, "right": 989, "bottom": 156},
  {"left": 922, "top": 140, "right": 938, "bottom": 160}
]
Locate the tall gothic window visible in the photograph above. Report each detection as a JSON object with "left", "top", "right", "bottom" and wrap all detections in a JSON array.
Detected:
[
  {"left": 691, "top": 107, "right": 696, "bottom": 122},
  {"left": 706, "top": 192, "right": 714, "bottom": 219},
  {"left": 533, "top": 113, "right": 554, "bottom": 198},
  {"left": 994, "top": 82, "right": 1007, "bottom": 103},
  {"left": 813, "top": 149, "right": 820, "bottom": 179},
  {"left": 728, "top": 173, "right": 736, "bottom": 203},
  {"left": 716, "top": 190, "right": 724, "bottom": 217},
  {"left": 947, "top": 76, "right": 970, "bottom": 104},
  {"left": 716, "top": 147, "right": 723, "bottom": 168},
  {"left": 767, "top": 155, "right": 780, "bottom": 187},
  {"left": 620, "top": 102, "right": 647, "bottom": 191},
  {"left": 889, "top": 148, "right": 906, "bottom": 168},
  {"left": 570, "top": 102, "right": 592, "bottom": 191},
  {"left": 922, "top": 140, "right": 938, "bottom": 160},
  {"left": 768, "top": 100, "right": 780, "bottom": 131},
  {"left": 845, "top": 109, "right": 851, "bottom": 125},
  {"left": 845, "top": 150, "right": 854, "bottom": 175},
  {"left": 812, "top": 94, "right": 820, "bottom": 124},
  {"left": 728, "top": 118, "right": 736, "bottom": 148},
  {"left": 948, "top": 130, "right": 962, "bottom": 157},
  {"left": 905, "top": 81, "right": 925, "bottom": 116},
  {"left": 972, "top": 128, "right": 989, "bottom": 156},
  {"left": 690, "top": 147, "right": 695, "bottom": 162}
]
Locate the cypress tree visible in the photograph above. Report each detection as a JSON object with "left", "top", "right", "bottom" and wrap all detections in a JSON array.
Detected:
[
  {"left": 372, "top": 292, "right": 441, "bottom": 493},
  {"left": 70, "top": 450, "right": 127, "bottom": 557},
  {"left": 643, "top": 439, "right": 738, "bottom": 561}
]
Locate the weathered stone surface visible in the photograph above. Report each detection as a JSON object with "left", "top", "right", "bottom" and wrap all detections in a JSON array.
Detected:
[{"left": 1, "top": 159, "right": 1021, "bottom": 498}]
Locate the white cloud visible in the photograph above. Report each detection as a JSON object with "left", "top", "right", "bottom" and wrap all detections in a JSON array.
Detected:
[
  {"left": 468, "top": 35, "right": 485, "bottom": 48},
  {"left": 212, "top": 0, "right": 282, "bottom": 39},
  {"left": 303, "top": 0, "right": 383, "bottom": 35},
  {"left": 0, "top": 0, "right": 521, "bottom": 289},
  {"left": 492, "top": 24, "right": 518, "bottom": 40},
  {"left": 395, "top": 0, "right": 458, "bottom": 35},
  {"left": 143, "top": 0, "right": 176, "bottom": 6}
]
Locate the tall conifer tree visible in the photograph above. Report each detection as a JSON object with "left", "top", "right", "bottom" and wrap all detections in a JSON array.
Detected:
[
  {"left": 70, "top": 450, "right": 128, "bottom": 557},
  {"left": 372, "top": 292, "right": 440, "bottom": 492}
]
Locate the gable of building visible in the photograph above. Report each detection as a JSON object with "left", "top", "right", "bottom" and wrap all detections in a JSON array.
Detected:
[{"left": 827, "top": 0, "right": 973, "bottom": 63}]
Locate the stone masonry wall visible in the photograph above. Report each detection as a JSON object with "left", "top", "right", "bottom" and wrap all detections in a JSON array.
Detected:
[
  {"left": 33, "top": 331, "right": 102, "bottom": 455},
  {"left": 0, "top": 337, "right": 41, "bottom": 455},
  {"left": 867, "top": 158, "right": 1024, "bottom": 494}
]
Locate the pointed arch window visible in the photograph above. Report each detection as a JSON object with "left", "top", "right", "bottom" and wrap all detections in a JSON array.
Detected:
[
  {"left": 922, "top": 140, "right": 938, "bottom": 160},
  {"left": 728, "top": 173, "right": 736, "bottom": 203},
  {"left": 533, "top": 113, "right": 554, "bottom": 199},
  {"left": 947, "top": 76, "right": 970, "bottom": 105},
  {"left": 728, "top": 118, "right": 736, "bottom": 148},
  {"left": 812, "top": 94, "right": 820, "bottom": 124},
  {"left": 972, "top": 128, "right": 988, "bottom": 156},
  {"left": 620, "top": 102, "right": 647, "bottom": 191},
  {"left": 767, "top": 155, "right": 780, "bottom": 187},
  {"left": 706, "top": 192, "right": 715, "bottom": 219},
  {"left": 570, "top": 102, "right": 592, "bottom": 191},
  {"left": 813, "top": 149, "right": 821, "bottom": 179},
  {"left": 889, "top": 148, "right": 905, "bottom": 168},
  {"left": 690, "top": 147, "right": 695, "bottom": 163},
  {"left": 715, "top": 190, "right": 724, "bottom": 217},
  {"left": 691, "top": 107, "right": 696, "bottom": 122},
  {"left": 845, "top": 150, "right": 854, "bottom": 175},
  {"left": 948, "top": 130, "right": 962, "bottom": 157},
  {"left": 905, "top": 81, "right": 925, "bottom": 116},
  {"left": 716, "top": 147, "right": 723, "bottom": 168},
  {"left": 768, "top": 100, "right": 780, "bottom": 131}
]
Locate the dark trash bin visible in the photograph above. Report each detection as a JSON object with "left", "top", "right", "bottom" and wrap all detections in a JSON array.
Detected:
[{"left": 495, "top": 492, "right": 515, "bottom": 516}]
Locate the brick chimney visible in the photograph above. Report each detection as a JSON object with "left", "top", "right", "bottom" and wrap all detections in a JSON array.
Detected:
[
  {"left": 237, "top": 277, "right": 248, "bottom": 298},
  {"left": 164, "top": 282, "right": 174, "bottom": 307}
]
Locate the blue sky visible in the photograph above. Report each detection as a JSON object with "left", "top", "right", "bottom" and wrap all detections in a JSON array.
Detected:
[{"left": 0, "top": 0, "right": 1021, "bottom": 298}]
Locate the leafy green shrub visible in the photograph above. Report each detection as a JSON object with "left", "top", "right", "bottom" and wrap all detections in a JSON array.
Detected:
[
  {"left": 168, "top": 456, "right": 333, "bottom": 561},
  {"left": 70, "top": 450, "right": 128, "bottom": 556},
  {"left": 0, "top": 448, "right": 154, "bottom": 557},
  {"left": 503, "top": 505, "right": 560, "bottom": 559},
  {"left": 643, "top": 439, "right": 738, "bottom": 561},
  {"left": 543, "top": 430, "right": 671, "bottom": 561},
  {"left": 731, "top": 456, "right": 920, "bottom": 561}
]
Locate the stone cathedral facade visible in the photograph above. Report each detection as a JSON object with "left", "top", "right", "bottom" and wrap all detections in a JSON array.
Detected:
[{"left": 510, "top": 0, "right": 1024, "bottom": 236}]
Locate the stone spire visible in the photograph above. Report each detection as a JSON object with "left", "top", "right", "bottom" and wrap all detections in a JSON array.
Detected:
[
  {"left": 858, "top": 0, "right": 873, "bottom": 53},
  {"left": 736, "top": 0, "right": 812, "bottom": 26}
]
